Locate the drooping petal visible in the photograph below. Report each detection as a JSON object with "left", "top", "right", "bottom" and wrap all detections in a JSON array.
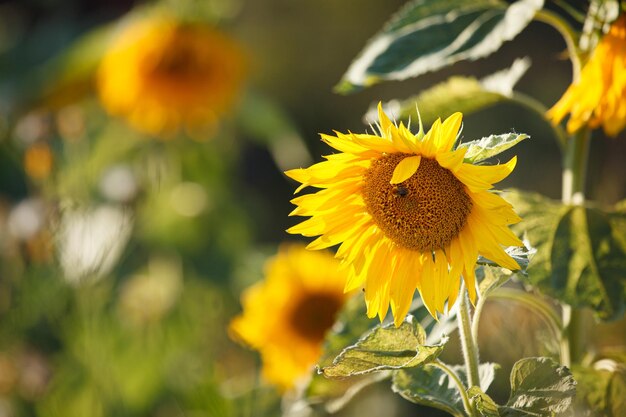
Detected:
[{"left": 390, "top": 155, "right": 421, "bottom": 184}]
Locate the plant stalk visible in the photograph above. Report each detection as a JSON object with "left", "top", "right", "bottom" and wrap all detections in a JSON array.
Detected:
[
  {"left": 560, "top": 128, "right": 591, "bottom": 367},
  {"left": 457, "top": 287, "right": 480, "bottom": 389}
]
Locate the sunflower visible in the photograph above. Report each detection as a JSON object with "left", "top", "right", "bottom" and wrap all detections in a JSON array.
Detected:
[
  {"left": 229, "top": 244, "right": 349, "bottom": 391},
  {"left": 286, "top": 105, "right": 523, "bottom": 325},
  {"left": 548, "top": 14, "right": 626, "bottom": 137},
  {"left": 97, "top": 15, "right": 247, "bottom": 138}
]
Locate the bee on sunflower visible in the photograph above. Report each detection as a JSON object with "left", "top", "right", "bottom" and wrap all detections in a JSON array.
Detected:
[{"left": 286, "top": 105, "right": 523, "bottom": 325}]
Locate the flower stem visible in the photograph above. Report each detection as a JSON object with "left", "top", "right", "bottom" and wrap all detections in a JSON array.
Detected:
[
  {"left": 431, "top": 360, "right": 474, "bottom": 417},
  {"left": 560, "top": 128, "right": 591, "bottom": 367},
  {"left": 562, "top": 128, "right": 590, "bottom": 204},
  {"left": 457, "top": 287, "right": 480, "bottom": 389}
]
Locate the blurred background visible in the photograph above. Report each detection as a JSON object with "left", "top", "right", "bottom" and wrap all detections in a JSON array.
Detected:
[{"left": 0, "top": 0, "right": 624, "bottom": 416}]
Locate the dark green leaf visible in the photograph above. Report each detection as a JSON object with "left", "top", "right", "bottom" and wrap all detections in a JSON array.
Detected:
[
  {"left": 320, "top": 317, "right": 447, "bottom": 378},
  {"left": 507, "top": 190, "right": 626, "bottom": 320},
  {"left": 458, "top": 133, "right": 529, "bottom": 163},
  {"left": 571, "top": 360, "right": 626, "bottom": 417},
  {"left": 337, "top": 0, "right": 543, "bottom": 92},
  {"left": 392, "top": 365, "right": 466, "bottom": 417},
  {"left": 499, "top": 357, "right": 576, "bottom": 416},
  {"left": 363, "top": 58, "right": 531, "bottom": 126},
  {"left": 468, "top": 386, "right": 500, "bottom": 417}
]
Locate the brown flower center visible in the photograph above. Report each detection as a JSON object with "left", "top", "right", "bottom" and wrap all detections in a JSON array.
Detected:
[
  {"left": 289, "top": 292, "right": 343, "bottom": 342},
  {"left": 363, "top": 153, "right": 472, "bottom": 252},
  {"left": 149, "top": 28, "right": 209, "bottom": 80}
]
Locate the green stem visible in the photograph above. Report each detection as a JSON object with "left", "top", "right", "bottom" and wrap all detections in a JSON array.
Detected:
[
  {"left": 457, "top": 287, "right": 480, "bottom": 389},
  {"left": 432, "top": 360, "right": 474, "bottom": 417},
  {"left": 534, "top": 9, "right": 582, "bottom": 83},
  {"left": 560, "top": 128, "right": 591, "bottom": 367},
  {"left": 562, "top": 128, "right": 590, "bottom": 204}
]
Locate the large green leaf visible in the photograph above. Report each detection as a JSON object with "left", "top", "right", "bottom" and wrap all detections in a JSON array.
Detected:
[
  {"left": 571, "top": 360, "right": 626, "bottom": 417},
  {"left": 337, "top": 0, "right": 543, "bottom": 92},
  {"left": 363, "top": 58, "right": 531, "bottom": 126},
  {"left": 507, "top": 190, "right": 626, "bottom": 320},
  {"left": 499, "top": 357, "right": 576, "bottom": 417},
  {"left": 320, "top": 316, "right": 447, "bottom": 378}
]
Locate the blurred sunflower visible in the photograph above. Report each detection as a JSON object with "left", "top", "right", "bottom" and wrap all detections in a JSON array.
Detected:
[
  {"left": 548, "top": 14, "right": 626, "bottom": 137},
  {"left": 229, "top": 244, "right": 349, "bottom": 391},
  {"left": 286, "top": 105, "right": 522, "bottom": 325},
  {"left": 97, "top": 15, "right": 247, "bottom": 138}
]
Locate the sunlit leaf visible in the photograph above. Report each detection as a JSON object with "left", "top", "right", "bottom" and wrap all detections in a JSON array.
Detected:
[
  {"left": 458, "top": 133, "right": 529, "bottom": 163},
  {"left": 300, "top": 295, "right": 457, "bottom": 413},
  {"left": 507, "top": 190, "right": 626, "bottom": 320},
  {"left": 337, "top": 0, "right": 543, "bottom": 92},
  {"left": 320, "top": 316, "right": 447, "bottom": 378},
  {"left": 499, "top": 357, "right": 576, "bottom": 417},
  {"left": 363, "top": 58, "right": 531, "bottom": 126}
]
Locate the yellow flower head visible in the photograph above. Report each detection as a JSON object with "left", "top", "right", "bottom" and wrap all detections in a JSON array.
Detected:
[
  {"left": 98, "top": 15, "right": 247, "bottom": 137},
  {"left": 229, "top": 244, "right": 349, "bottom": 391},
  {"left": 286, "top": 105, "right": 523, "bottom": 325},
  {"left": 548, "top": 15, "right": 626, "bottom": 137}
]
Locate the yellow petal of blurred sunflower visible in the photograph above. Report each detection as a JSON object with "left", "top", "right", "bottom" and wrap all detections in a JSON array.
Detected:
[
  {"left": 229, "top": 244, "right": 349, "bottom": 391},
  {"left": 97, "top": 15, "right": 247, "bottom": 138},
  {"left": 548, "top": 14, "right": 626, "bottom": 137},
  {"left": 286, "top": 104, "right": 523, "bottom": 325}
]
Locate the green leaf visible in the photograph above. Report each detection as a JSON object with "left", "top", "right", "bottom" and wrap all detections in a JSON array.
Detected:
[
  {"left": 337, "top": 0, "right": 543, "bottom": 92},
  {"left": 507, "top": 190, "right": 626, "bottom": 320},
  {"left": 468, "top": 386, "right": 500, "bottom": 417},
  {"left": 392, "top": 365, "right": 466, "bottom": 417},
  {"left": 571, "top": 360, "right": 626, "bottom": 417},
  {"left": 363, "top": 58, "right": 531, "bottom": 126},
  {"left": 499, "top": 357, "right": 576, "bottom": 417},
  {"left": 458, "top": 133, "right": 529, "bottom": 163},
  {"left": 302, "top": 295, "right": 458, "bottom": 413},
  {"left": 320, "top": 316, "right": 447, "bottom": 378}
]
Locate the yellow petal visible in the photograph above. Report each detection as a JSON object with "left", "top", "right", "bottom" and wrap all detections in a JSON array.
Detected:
[
  {"left": 436, "top": 148, "right": 466, "bottom": 172},
  {"left": 437, "top": 112, "right": 463, "bottom": 151},
  {"left": 377, "top": 102, "right": 393, "bottom": 138},
  {"left": 390, "top": 155, "right": 421, "bottom": 184},
  {"left": 421, "top": 118, "right": 442, "bottom": 158}
]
